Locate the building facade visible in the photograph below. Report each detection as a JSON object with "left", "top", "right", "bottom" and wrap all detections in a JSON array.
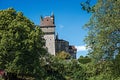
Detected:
[
  {"left": 55, "top": 34, "right": 77, "bottom": 58},
  {"left": 40, "top": 13, "right": 77, "bottom": 58},
  {"left": 40, "top": 13, "right": 56, "bottom": 55},
  {"left": 55, "top": 34, "right": 69, "bottom": 53}
]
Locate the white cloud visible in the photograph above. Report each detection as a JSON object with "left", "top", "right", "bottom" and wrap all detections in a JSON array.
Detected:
[
  {"left": 59, "top": 25, "right": 64, "bottom": 28},
  {"left": 75, "top": 45, "right": 87, "bottom": 52}
]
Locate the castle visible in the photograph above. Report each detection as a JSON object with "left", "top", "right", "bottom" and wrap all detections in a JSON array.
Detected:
[{"left": 40, "top": 13, "right": 77, "bottom": 59}]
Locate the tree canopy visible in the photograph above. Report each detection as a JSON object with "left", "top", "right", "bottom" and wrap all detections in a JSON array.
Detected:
[
  {"left": 83, "top": 0, "right": 120, "bottom": 61},
  {"left": 0, "top": 8, "right": 46, "bottom": 79}
]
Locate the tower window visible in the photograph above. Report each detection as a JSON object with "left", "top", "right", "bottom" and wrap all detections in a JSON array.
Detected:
[{"left": 47, "top": 19, "right": 49, "bottom": 21}]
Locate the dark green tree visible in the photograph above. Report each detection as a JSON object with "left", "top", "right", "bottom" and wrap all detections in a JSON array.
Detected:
[
  {"left": 0, "top": 8, "right": 46, "bottom": 79},
  {"left": 41, "top": 54, "right": 66, "bottom": 80},
  {"left": 64, "top": 60, "right": 87, "bottom": 80}
]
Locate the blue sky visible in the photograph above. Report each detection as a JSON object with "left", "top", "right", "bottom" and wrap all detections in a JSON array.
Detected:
[{"left": 0, "top": 0, "right": 96, "bottom": 58}]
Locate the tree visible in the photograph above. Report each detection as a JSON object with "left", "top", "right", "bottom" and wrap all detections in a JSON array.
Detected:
[
  {"left": 83, "top": 0, "right": 120, "bottom": 61},
  {"left": 56, "top": 51, "right": 71, "bottom": 59},
  {"left": 81, "top": 0, "right": 120, "bottom": 79},
  {"left": 40, "top": 54, "right": 66, "bottom": 80},
  {"left": 112, "top": 53, "right": 120, "bottom": 78},
  {"left": 0, "top": 8, "right": 46, "bottom": 79},
  {"left": 64, "top": 59, "right": 87, "bottom": 80},
  {"left": 78, "top": 56, "right": 91, "bottom": 64}
]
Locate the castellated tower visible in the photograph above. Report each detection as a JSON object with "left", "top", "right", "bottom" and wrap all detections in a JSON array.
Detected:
[{"left": 40, "top": 13, "right": 56, "bottom": 55}]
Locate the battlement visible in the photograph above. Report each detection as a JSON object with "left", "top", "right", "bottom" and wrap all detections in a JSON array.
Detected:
[{"left": 40, "top": 13, "right": 55, "bottom": 27}]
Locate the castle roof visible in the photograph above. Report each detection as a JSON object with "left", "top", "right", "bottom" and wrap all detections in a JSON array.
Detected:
[
  {"left": 40, "top": 15, "right": 55, "bottom": 27},
  {"left": 40, "top": 16, "right": 55, "bottom": 26}
]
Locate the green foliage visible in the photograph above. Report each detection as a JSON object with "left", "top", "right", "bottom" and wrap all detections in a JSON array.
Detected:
[
  {"left": 41, "top": 55, "right": 66, "bottom": 80},
  {"left": 78, "top": 56, "right": 91, "bottom": 64},
  {"left": 40, "top": 54, "right": 88, "bottom": 80},
  {"left": 84, "top": 0, "right": 120, "bottom": 61},
  {"left": 81, "top": 0, "right": 120, "bottom": 79},
  {"left": 64, "top": 60, "right": 87, "bottom": 80},
  {"left": 56, "top": 51, "right": 71, "bottom": 59},
  {"left": 0, "top": 8, "right": 46, "bottom": 79},
  {"left": 112, "top": 53, "right": 120, "bottom": 78},
  {"left": 0, "top": 78, "right": 4, "bottom": 80},
  {"left": 80, "top": 0, "right": 95, "bottom": 13}
]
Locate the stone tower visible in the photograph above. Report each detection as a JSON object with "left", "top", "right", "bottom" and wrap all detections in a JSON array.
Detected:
[{"left": 40, "top": 13, "right": 56, "bottom": 55}]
